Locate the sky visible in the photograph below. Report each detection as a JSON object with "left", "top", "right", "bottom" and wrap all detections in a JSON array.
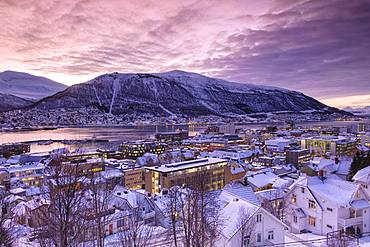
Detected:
[{"left": 0, "top": 0, "right": 369, "bottom": 109}]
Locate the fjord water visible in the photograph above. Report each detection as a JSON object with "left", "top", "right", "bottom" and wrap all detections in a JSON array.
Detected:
[{"left": 0, "top": 121, "right": 362, "bottom": 153}]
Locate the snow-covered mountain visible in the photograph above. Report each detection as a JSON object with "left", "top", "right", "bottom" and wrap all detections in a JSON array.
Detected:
[
  {"left": 0, "top": 70, "right": 67, "bottom": 100},
  {"left": 0, "top": 93, "right": 33, "bottom": 112},
  {"left": 32, "top": 70, "right": 342, "bottom": 117}
]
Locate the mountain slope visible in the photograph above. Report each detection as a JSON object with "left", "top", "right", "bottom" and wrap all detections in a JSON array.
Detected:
[
  {"left": 0, "top": 70, "right": 67, "bottom": 100},
  {"left": 0, "top": 93, "right": 33, "bottom": 112},
  {"left": 32, "top": 70, "right": 340, "bottom": 116}
]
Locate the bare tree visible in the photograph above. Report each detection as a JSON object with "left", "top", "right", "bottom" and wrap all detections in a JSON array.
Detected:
[
  {"left": 35, "top": 159, "right": 89, "bottom": 247},
  {"left": 87, "top": 174, "right": 113, "bottom": 247},
  {"left": 235, "top": 207, "right": 256, "bottom": 247},
  {"left": 167, "top": 171, "right": 222, "bottom": 247},
  {"left": 115, "top": 197, "right": 154, "bottom": 247},
  {"left": 327, "top": 230, "right": 357, "bottom": 247},
  {"left": 259, "top": 189, "right": 287, "bottom": 220},
  {"left": 0, "top": 194, "right": 13, "bottom": 247}
]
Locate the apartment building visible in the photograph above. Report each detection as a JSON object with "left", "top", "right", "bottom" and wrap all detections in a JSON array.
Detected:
[
  {"left": 301, "top": 136, "right": 357, "bottom": 156},
  {"left": 286, "top": 149, "right": 310, "bottom": 166},
  {"left": 144, "top": 158, "right": 228, "bottom": 194}
]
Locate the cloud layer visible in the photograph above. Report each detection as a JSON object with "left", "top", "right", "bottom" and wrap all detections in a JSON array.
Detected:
[{"left": 1, "top": 0, "right": 369, "bottom": 106}]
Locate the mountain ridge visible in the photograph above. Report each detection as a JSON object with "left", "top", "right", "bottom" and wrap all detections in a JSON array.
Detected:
[
  {"left": 30, "top": 70, "right": 343, "bottom": 117},
  {"left": 0, "top": 70, "right": 67, "bottom": 100}
]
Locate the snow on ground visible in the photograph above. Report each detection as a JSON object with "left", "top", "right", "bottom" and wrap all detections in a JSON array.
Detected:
[
  {"left": 290, "top": 233, "right": 327, "bottom": 247},
  {"left": 359, "top": 236, "right": 370, "bottom": 246}
]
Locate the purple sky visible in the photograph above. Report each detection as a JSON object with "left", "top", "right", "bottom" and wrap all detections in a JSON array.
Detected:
[{"left": 1, "top": 0, "right": 369, "bottom": 108}]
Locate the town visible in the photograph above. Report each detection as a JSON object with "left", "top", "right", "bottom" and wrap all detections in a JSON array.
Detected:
[{"left": 0, "top": 120, "right": 370, "bottom": 247}]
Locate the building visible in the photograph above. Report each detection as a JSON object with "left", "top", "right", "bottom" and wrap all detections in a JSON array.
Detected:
[
  {"left": 244, "top": 171, "right": 291, "bottom": 192},
  {"left": 60, "top": 156, "right": 105, "bottom": 176},
  {"left": 357, "top": 132, "right": 370, "bottom": 147},
  {"left": 155, "top": 130, "right": 189, "bottom": 142},
  {"left": 208, "top": 148, "right": 261, "bottom": 163},
  {"left": 352, "top": 166, "right": 370, "bottom": 198},
  {"left": 301, "top": 136, "right": 357, "bottom": 156},
  {"left": 119, "top": 141, "right": 167, "bottom": 159},
  {"left": 216, "top": 183, "right": 287, "bottom": 247},
  {"left": 0, "top": 143, "right": 30, "bottom": 158},
  {"left": 286, "top": 149, "right": 310, "bottom": 166},
  {"left": 359, "top": 122, "right": 370, "bottom": 132},
  {"left": 5, "top": 162, "right": 45, "bottom": 187},
  {"left": 224, "top": 161, "right": 247, "bottom": 184},
  {"left": 122, "top": 167, "right": 145, "bottom": 190},
  {"left": 144, "top": 158, "right": 228, "bottom": 194},
  {"left": 286, "top": 175, "right": 370, "bottom": 235}
]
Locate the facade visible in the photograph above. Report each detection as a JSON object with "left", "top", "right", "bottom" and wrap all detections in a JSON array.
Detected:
[
  {"left": 217, "top": 184, "right": 287, "bottom": 247},
  {"left": 286, "top": 175, "right": 370, "bottom": 236},
  {"left": 122, "top": 167, "right": 145, "bottom": 190},
  {"left": 301, "top": 136, "right": 357, "bottom": 156},
  {"left": 144, "top": 158, "right": 228, "bottom": 194},
  {"left": 224, "top": 161, "right": 247, "bottom": 184},
  {"left": 119, "top": 141, "right": 167, "bottom": 159},
  {"left": 61, "top": 156, "right": 105, "bottom": 176},
  {"left": 285, "top": 149, "right": 310, "bottom": 166},
  {"left": 155, "top": 130, "right": 189, "bottom": 142},
  {"left": 357, "top": 132, "right": 370, "bottom": 147},
  {"left": 6, "top": 162, "right": 45, "bottom": 187},
  {"left": 0, "top": 143, "right": 30, "bottom": 158}
]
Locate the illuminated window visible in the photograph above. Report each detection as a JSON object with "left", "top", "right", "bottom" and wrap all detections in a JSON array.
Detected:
[
  {"left": 291, "top": 194, "right": 297, "bottom": 203},
  {"left": 308, "top": 216, "right": 316, "bottom": 226}
]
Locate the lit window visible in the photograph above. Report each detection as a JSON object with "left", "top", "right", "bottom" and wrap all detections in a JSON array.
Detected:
[
  {"left": 291, "top": 194, "right": 297, "bottom": 203},
  {"left": 308, "top": 216, "right": 316, "bottom": 226}
]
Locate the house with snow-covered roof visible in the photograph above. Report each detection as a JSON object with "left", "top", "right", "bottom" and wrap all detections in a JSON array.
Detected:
[
  {"left": 352, "top": 166, "right": 370, "bottom": 198},
  {"left": 216, "top": 183, "right": 287, "bottom": 247},
  {"left": 286, "top": 174, "right": 370, "bottom": 236}
]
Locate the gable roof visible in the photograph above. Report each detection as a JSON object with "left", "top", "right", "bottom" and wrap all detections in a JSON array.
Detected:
[
  {"left": 353, "top": 166, "right": 370, "bottom": 184},
  {"left": 307, "top": 175, "right": 361, "bottom": 207}
]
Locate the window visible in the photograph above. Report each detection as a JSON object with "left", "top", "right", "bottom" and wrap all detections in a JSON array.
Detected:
[
  {"left": 301, "top": 187, "right": 305, "bottom": 193},
  {"left": 117, "top": 219, "right": 125, "bottom": 228},
  {"left": 243, "top": 235, "right": 250, "bottom": 247},
  {"left": 309, "top": 200, "right": 316, "bottom": 209},
  {"left": 257, "top": 233, "right": 261, "bottom": 242},
  {"left": 291, "top": 194, "right": 297, "bottom": 203},
  {"left": 256, "top": 214, "right": 262, "bottom": 223},
  {"left": 308, "top": 216, "right": 316, "bottom": 227},
  {"left": 293, "top": 215, "right": 298, "bottom": 223},
  {"left": 268, "top": 230, "right": 274, "bottom": 240},
  {"left": 327, "top": 224, "right": 333, "bottom": 229},
  {"left": 327, "top": 207, "right": 333, "bottom": 212}
]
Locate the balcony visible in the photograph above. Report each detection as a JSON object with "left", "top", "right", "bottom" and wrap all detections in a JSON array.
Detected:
[{"left": 338, "top": 216, "right": 363, "bottom": 227}]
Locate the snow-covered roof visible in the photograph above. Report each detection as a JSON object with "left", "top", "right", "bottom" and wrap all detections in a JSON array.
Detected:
[
  {"left": 246, "top": 171, "right": 283, "bottom": 188},
  {"left": 256, "top": 188, "right": 286, "bottom": 201},
  {"left": 222, "top": 183, "right": 260, "bottom": 206},
  {"left": 145, "top": 158, "right": 227, "bottom": 173},
  {"left": 219, "top": 199, "right": 259, "bottom": 239},
  {"left": 352, "top": 166, "right": 370, "bottom": 184},
  {"left": 302, "top": 175, "right": 361, "bottom": 207},
  {"left": 101, "top": 168, "right": 124, "bottom": 179}
]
